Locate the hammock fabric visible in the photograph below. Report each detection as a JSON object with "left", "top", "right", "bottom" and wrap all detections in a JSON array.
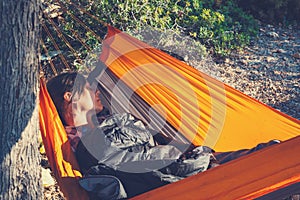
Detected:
[
  {"left": 39, "top": 26, "right": 300, "bottom": 199},
  {"left": 99, "top": 26, "right": 300, "bottom": 151},
  {"left": 132, "top": 136, "right": 300, "bottom": 199},
  {"left": 39, "top": 80, "right": 89, "bottom": 200}
]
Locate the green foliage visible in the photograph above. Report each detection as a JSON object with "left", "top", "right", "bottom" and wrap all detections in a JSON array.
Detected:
[
  {"left": 235, "top": 0, "right": 300, "bottom": 25},
  {"left": 41, "top": 0, "right": 259, "bottom": 73},
  {"left": 180, "top": 0, "right": 258, "bottom": 56},
  {"left": 81, "top": 0, "right": 258, "bottom": 56}
]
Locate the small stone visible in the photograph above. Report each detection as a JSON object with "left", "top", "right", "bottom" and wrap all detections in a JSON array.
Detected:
[
  {"left": 241, "top": 59, "right": 248, "bottom": 65},
  {"left": 42, "top": 168, "right": 55, "bottom": 187},
  {"left": 251, "top": 64, "right": 260, "bottom": 69},
  {"left": 258, "top": 39, "right": 264, "bottom": 44},
  {"left": 259, "top": 28, "right": 265, "bottom": 32},
  {"left": 267, "top": 31, "right": 279, "bottom": 38},
  {"left": 184, "top": 55, "right": 189, "bottom": 62},
  {"left": 244, "top": 55, "right": 250, "bottom": 60},
  {"left": 266, "top": 56, "right": 274, "bottom": 62},
  {"left": 282, "top": 57, "right": 289, "bottom": 61},
  {"left": 274, "top": 70, "right": 281, "bottom": 75},
  {"left": 274, "top": 49, "right": 287, "bottom": 54}
]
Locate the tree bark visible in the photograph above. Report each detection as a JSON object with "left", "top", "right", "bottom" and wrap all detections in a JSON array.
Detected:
[{"left": 0, "top": 0, "right": 42, "bottom": 199}]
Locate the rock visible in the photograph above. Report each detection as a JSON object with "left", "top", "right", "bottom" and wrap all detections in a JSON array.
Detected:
[
  {"left": 258, "top": 39, "right": 264, "bottom": 44},
  {"left": 183, "top": 55, "right": 189, "bottom": 62},
  {"left": 282, "top": 57, "right": 289, "bottom": 61},
  {"left": 244, "top": 55, "right": 250, "bottom": 60},
  {"left": 266, "top": 56, "right": 274, "bottom": 63},
  {"left": 224, "top": 58, "right": 230, "bottom": 63},
  {"left": 259, "top": 28, "right": 266, "bottom": 33},
  {"left": 241, "top": 59, "right": 248, "bottom": 65},
  {"left": 273, "top": 49, "right": 287, "bottom": 54},
  {"left": 42, "top": 168, "right": 56, "bottom": 187},
  {"left": 267, "top": 31, "right": 279, "bottom": 38}
]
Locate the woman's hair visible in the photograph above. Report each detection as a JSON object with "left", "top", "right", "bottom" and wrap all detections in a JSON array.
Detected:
[{"left": 46, "top": 72, "right": 86, "bottom": 125}]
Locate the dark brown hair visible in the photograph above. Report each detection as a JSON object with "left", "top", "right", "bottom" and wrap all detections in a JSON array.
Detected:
[{"left": 46, "top": 72, "right": 86, "bottom": 125}]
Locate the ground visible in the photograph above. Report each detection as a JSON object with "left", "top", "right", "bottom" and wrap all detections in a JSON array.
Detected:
[
  {"left": 191, "top": 22, "right": 300, "bottom": 120},
  {"left": 42, "top": 22, "right": 300, "bottom": 199}
]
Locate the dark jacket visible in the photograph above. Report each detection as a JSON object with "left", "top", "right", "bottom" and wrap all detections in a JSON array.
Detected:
[{"left": 76, "top": 112, "right": 213, "bottom": 199}]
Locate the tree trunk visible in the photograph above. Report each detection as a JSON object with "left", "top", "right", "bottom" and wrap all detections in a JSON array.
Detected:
[{"left": 0, "top": 0, "right": 42, "bottom": 199}]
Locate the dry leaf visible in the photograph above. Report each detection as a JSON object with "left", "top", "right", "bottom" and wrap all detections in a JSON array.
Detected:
[{"left": 292, "top": 53, "right": 300, "bottom": 59}]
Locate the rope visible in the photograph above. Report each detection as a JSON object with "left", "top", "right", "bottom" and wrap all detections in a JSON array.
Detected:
[
  {"left": 41, "top": 21, "right": 71, "bottom": 70},
  {"left": 43, "top": 11, "right": 81, "bottom": 61},
  {"left": 58, "top": 17, "right": 92, "bottom": 52},
  {"left": 40, "top": 0, "right": 110, "bottom": 77},
  {"left": 40, "top": 38, "right": 58, "bottom": 75},
  {"left": 54, "top": 0, "right": 103, "bottom": 42},
  {"left": 67, "top": 0, "right": 108, "bottom": 27}
]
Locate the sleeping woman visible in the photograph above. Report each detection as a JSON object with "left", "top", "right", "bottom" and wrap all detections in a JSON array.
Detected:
[{"left": 46, "top": 72, "right": 279, "bottom": 199}]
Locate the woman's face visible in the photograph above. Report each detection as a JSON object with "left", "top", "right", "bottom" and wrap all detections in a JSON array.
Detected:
[{"left": 72, "top": 82, "right": 94, "bottom": 112}]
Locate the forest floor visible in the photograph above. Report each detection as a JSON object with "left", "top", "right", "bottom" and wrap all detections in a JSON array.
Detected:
[
  {"left": 42, "top": 22, "right": 300, "bottom": 199},
  {"left": 191, "top": 22, "right": 300, "bottom": 121}
]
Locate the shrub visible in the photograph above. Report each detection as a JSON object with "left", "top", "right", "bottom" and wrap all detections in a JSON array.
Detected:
[
  {"left": 82, "top": 0, "right": 258, "bottom": 56},
  {"left": 42, "top": 0, "right": 259, "bottom": 70},
  {"left": 235, "top": 0, "right": 300, "bottom": 25},
  {"left": 179, "top": 0, "right": 258, "bottom": 56}
]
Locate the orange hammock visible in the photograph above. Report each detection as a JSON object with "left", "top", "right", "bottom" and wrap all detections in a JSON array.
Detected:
[
  {"left": 39, "top": 26, "right": 300, "bottom": 199},
  {"left": 39, "top": 80, "right": 89, "bottom": 200}
]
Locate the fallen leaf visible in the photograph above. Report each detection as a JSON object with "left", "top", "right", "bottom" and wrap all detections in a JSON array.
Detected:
[
  {"left": 292, "top": 53, "right": 300, "bottom": 59},
  {"left": 42, "top": 168, "right": 55, "bottom": 187}
]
